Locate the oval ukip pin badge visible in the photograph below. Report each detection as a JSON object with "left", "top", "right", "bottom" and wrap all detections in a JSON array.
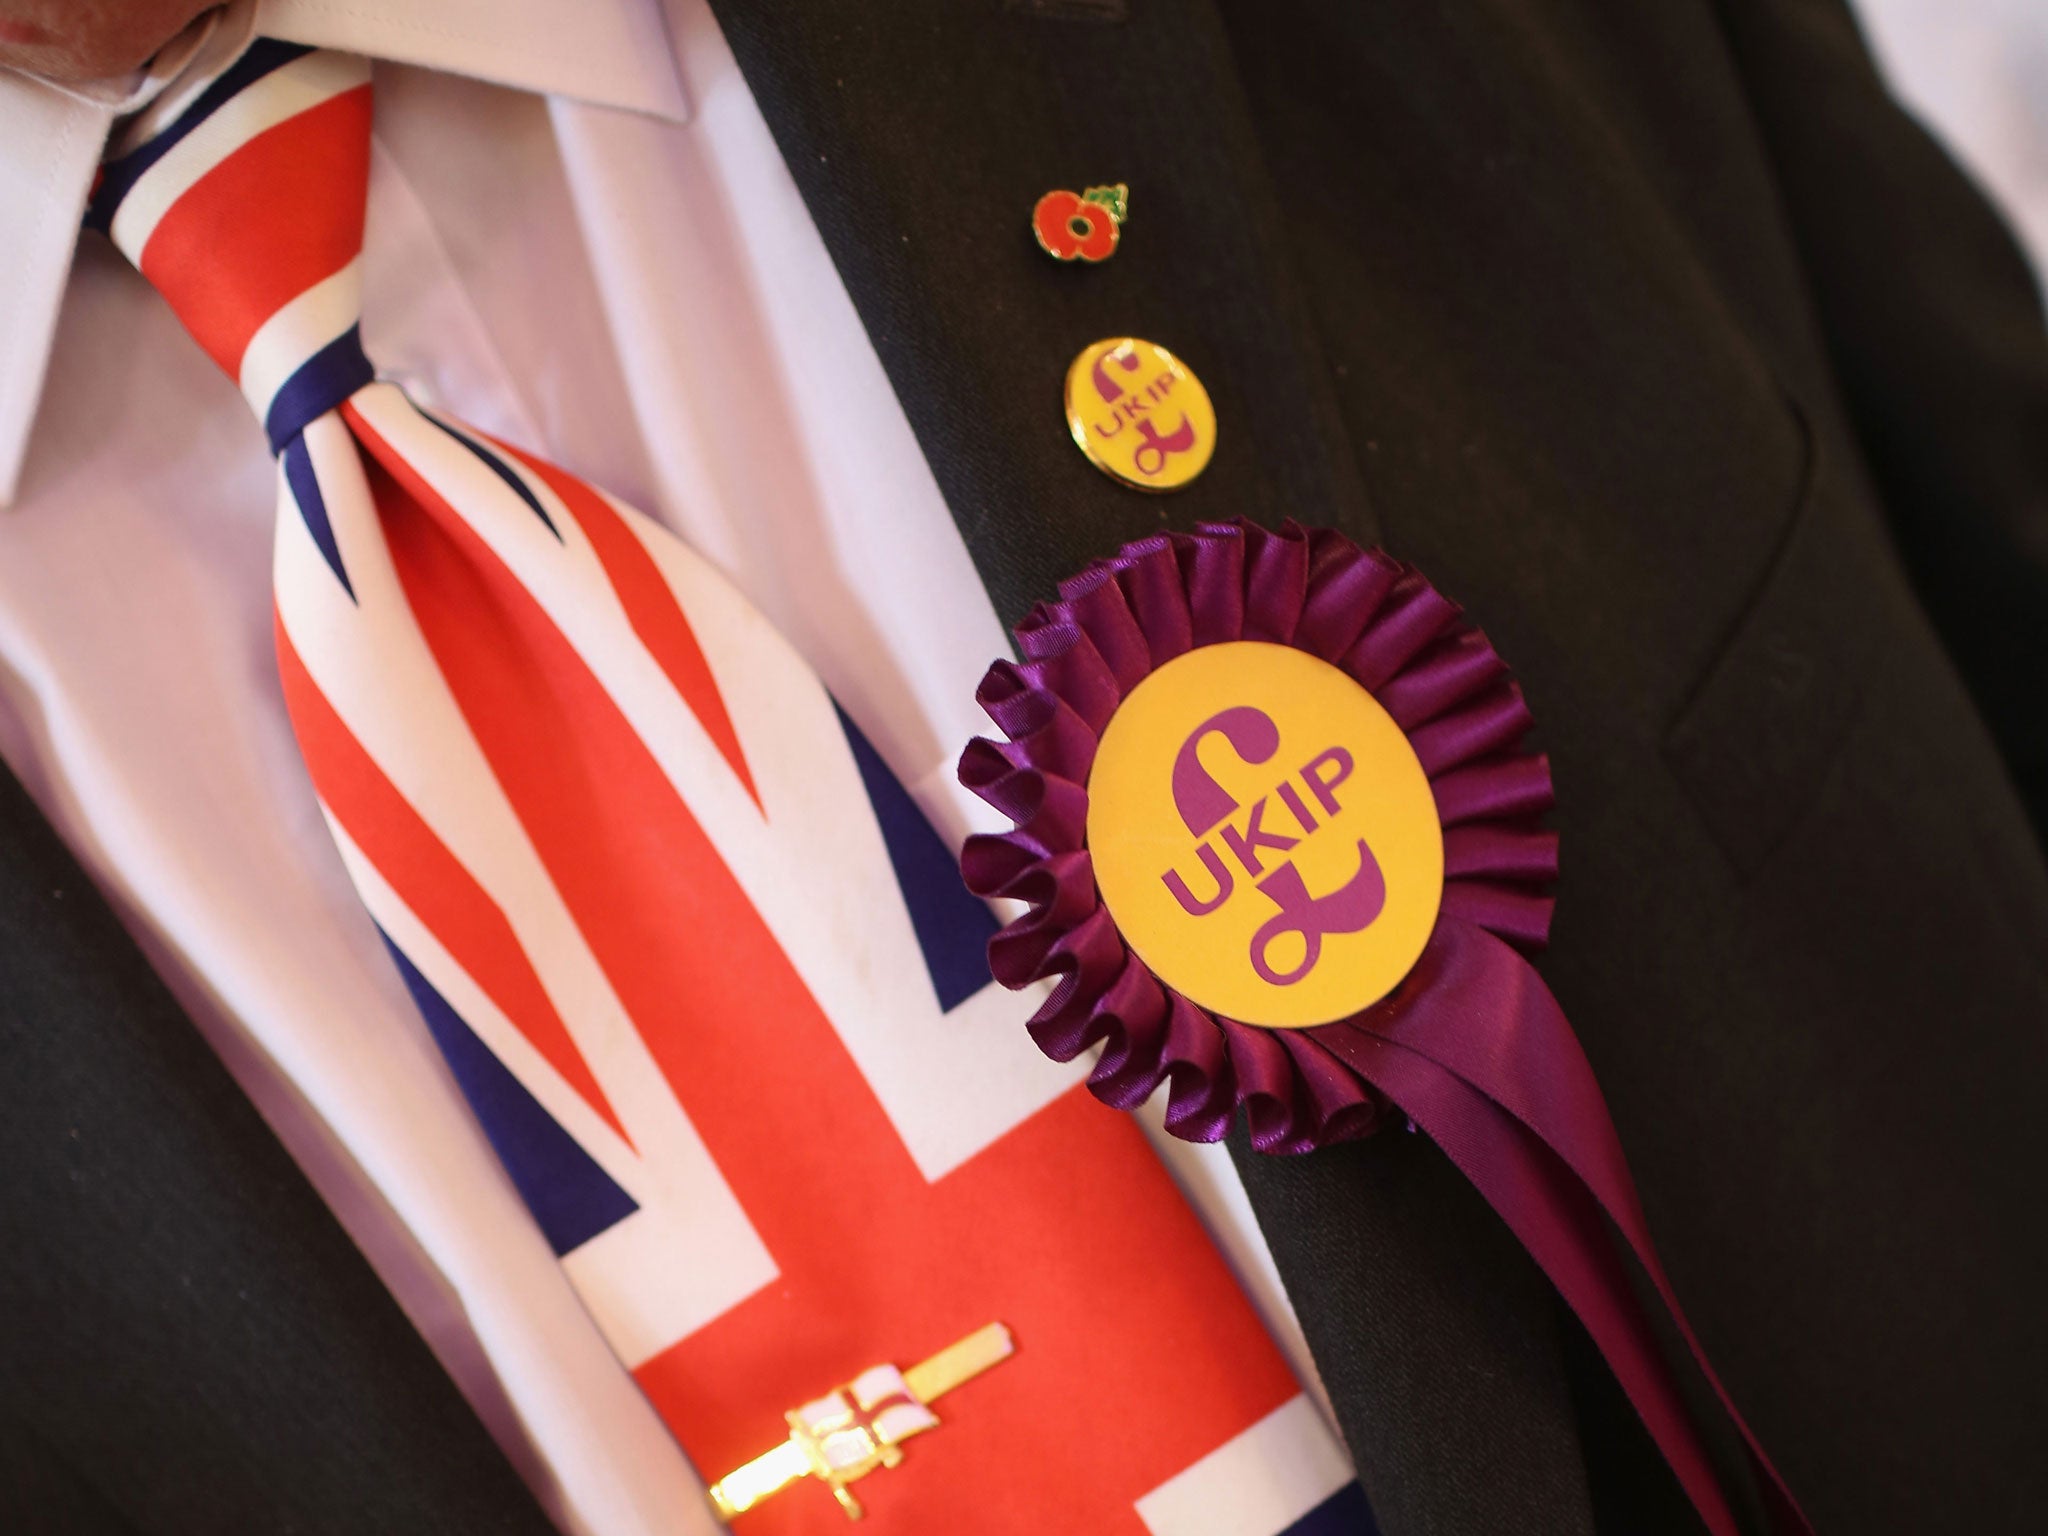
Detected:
[{"left": 1064, "top": 337, "right": 1216, "bottom": 492}]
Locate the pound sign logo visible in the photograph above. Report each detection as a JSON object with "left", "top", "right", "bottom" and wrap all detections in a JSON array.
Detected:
[{"left": 1163, "top": 708, "right": 1389, "bottom": 987}]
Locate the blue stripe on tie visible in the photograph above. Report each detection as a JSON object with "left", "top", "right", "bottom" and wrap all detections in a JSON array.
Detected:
[
  {"left": 265, "top": 324, "right": 375, "bottom": 453},
  {"left": 85, "top": 40, "right": 316, "bottom": 233},
  {"left": 381, "top": 935, "right": 639, "bottom": 1257},
  {"left": 1278, "top": 1481, "right": 1378, "bottom": 1536},
  {"left": 835, "top": 703, "right": 998, "bottom": 1012},
  {"left": 423, "top": 413, "right": 560, "bottom": 539},
  {"left": 281, "top": 436, "right": 355, "bottom": 601}
]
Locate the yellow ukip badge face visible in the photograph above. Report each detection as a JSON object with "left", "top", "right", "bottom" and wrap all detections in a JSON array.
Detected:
[
  {"left": 1064, "top": 337, "right": 1216, "bottom": 492},
  {"left": 1087, "top": 642, "right": 1444, "bottom": 1028}
]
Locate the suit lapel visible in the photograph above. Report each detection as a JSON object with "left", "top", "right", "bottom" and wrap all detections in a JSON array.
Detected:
[{"left": 704, "top": 3, "right": 1597, "bottom": 1530}]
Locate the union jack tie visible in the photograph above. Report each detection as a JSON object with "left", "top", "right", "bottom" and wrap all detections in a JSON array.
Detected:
[{"left": 87, "top": 38, "right": 1368, "bottom": 1536}]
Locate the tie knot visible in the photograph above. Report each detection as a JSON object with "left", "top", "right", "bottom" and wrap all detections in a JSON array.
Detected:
[{"left": 90, "top": 42, "right": 375, "bottom": 452}]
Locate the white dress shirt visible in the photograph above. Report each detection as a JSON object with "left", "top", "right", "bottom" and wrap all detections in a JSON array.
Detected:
[{"left": 0, "top": 4, "right": 1330, "bottom": 1533}]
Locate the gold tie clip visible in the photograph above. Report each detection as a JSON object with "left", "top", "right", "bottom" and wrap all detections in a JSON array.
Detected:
[{"left": 707, "top": 1322, "right": 1015, "bottom": 1522}]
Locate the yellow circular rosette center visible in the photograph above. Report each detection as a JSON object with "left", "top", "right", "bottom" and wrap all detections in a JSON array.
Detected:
[{"left": 1087, "top": 642, "right": 1444, "bottom": 1028}]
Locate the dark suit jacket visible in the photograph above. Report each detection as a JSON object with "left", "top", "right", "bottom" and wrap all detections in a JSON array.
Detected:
[
  {"left": 702, "top": 1, "right": 2048, "bottom": 1532},
  {"left": 0, "top": 760, "right": 560, "bottom": 1535},
  {"left": 8, "top": 2, "right": 2046, "bottom": 1533}
]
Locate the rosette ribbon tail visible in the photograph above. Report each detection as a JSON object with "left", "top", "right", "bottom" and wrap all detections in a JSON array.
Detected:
[{"left": 1316, "top": 919, "right": 1811, "bottom": 1536}]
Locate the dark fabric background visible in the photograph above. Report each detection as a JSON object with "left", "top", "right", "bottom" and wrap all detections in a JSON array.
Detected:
[
  {"left": 708, "top": 2, "right": 2048, "bottom": 1533},
  {"left": 0, "top": 760, "right": 559, "bottom": 1536}
]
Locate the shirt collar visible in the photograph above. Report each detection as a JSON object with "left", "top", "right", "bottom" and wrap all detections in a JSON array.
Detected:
[
  {"left": 0, "top": 0, "right": 688, "bottom": 505},
  {"left": 257, "top": 0, "right": 689, "bottom": 123}
]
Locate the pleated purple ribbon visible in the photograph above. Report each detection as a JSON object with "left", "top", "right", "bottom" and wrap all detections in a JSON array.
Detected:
[{"left": 959, "top": 520, "right": 1811, "bottom": 1536}]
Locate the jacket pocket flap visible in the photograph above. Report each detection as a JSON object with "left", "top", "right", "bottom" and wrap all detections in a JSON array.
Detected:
[{"left": 1664, "top": 408, "right": 1876, "bottom": 877}]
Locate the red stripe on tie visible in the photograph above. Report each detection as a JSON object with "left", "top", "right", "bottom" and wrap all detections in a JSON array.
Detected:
[
  {"left": 140, "top": 84, "right": 371, "bottom": 377},
  {"left": 489, "top": 435, "right": 761, "bottom": 810},
  {"left": 275, "top": 615, "right": 631, "bottom": 1148},
  {"left": 359, "top": 405, "right": 1296, "bottom": 1534}
]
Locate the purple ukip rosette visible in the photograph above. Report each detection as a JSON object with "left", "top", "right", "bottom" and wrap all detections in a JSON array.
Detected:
[{"left": 959, "top": 520, "right": 1812, "bottom": 1536}]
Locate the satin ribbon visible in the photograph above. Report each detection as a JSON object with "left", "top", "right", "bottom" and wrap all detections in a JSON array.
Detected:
[{"left": 1320, "top": 920, "right": 1810, "bottom": 1536}]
